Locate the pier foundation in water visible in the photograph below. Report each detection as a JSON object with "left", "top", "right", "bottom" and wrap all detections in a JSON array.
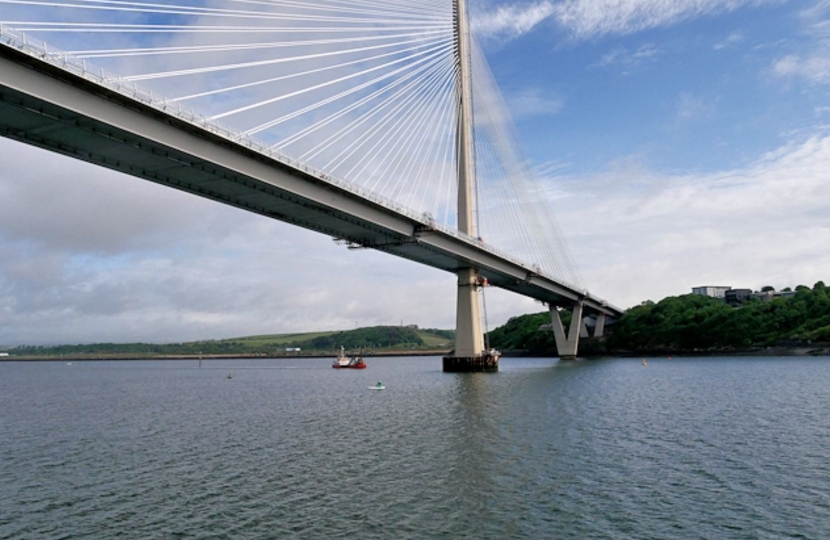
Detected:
[{"left": 442, "top": 352, "right": 499, "bottom": 373}]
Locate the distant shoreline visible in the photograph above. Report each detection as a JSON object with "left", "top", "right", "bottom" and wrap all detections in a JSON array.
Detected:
[
  {"left": 595, "top": 345, "right": 830, "bottom": 358},
  {"left": 3, "top": 346, "right": 829, "bottom": 362},
  {"left": 0, "top": 349, "right": 452, "bottom": 362}
]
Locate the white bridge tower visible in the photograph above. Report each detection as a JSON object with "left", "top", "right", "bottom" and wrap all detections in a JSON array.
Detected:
[{"left": 443, "top": 0, "right": 499, "bottom": 372}]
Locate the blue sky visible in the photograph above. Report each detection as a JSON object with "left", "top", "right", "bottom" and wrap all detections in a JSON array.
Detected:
[
  {"left": 471, "top": 0, "right": 830, "bottom": 311},
  {"left": 1, "top": 0, "right": 829, "bottom": 345},
  {"left": 481, "top": 0, "right": 819, "bottom": 174}
]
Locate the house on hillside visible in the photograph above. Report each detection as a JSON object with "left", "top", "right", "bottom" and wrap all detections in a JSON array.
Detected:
[
  {"left": 725, "top": 289, "right": 753, "bottom": 304},
  {"left": 695, "top": 284, "right": 798, "bottom": 304},
  {"left": 692, "top": 286, "right": 732, "bottom": 298}
]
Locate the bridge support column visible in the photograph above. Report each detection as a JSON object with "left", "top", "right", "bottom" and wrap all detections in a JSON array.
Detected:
[
  {"left": 443, "top": 268, "right": 498, "bottom": 372},
  {"left": 579, "top": 318, "right": 590, "bottom": 339},
  {"left": 453, "top": 268, "right": 484, "bottom": 358},
  {"left": 442, "top": 0, "right": 497, "bottom": 373},
  {"left": 594, "top": 313, "right": 606, "bottom": 338},
  {"left": 550, "top": 303, "right": 583, "bottom": 361}
]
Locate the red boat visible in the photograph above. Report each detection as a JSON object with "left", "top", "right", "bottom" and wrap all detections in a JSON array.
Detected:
[{"left": 332, "top": 346, "right": 367, "bottom": 369}]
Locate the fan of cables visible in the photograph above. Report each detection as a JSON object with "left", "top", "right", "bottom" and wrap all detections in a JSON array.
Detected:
[{"left": 1, "top": 0, "right": 584, "bottom": 288}]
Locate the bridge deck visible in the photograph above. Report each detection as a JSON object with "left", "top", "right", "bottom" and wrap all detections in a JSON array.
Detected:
[{"left": 0, "top": 40, "right": 621, "bottom": 317}]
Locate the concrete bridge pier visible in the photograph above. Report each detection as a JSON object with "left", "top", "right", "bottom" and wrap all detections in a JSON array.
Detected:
[
  {"left": 442, "top": 0, "right": 498, "bottom": 373},
  {"left": 443, "top": 268, "right": 499, "bottom": 372},
  {"left": 550, "top": 307, "right": 609, "bottom": 360},
  {"left": 550, "top": 303, "right": 584, "bottom": 361},
  {"left": 579, "top": 318, "right": 590, "bottom": 338},
  {"left": 594, "top": 313, "right": 606, "bottom": 338}
]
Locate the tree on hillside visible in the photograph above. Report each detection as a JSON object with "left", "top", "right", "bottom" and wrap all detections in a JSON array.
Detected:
[
  {"left": 606, "top": 284, "right": 830, "bottom": 352},
  {"left": 297, "top": 326, "right": 425, "bottom": 350}
]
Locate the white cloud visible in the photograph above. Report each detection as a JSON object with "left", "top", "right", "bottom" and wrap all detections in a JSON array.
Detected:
[
  {"left": 772, "top": 52, "right": 830, "bottom": 83},
  {"left": 714, "top": 31, "right": 745, "bottom": 50},
  {"left": 771, "top": 54, "right": 801, "bottom": 75},
  {"left": 676, "top": 92, "right": 716, "bottom": 119},
  {"left": 799, "top": 0, "right": 830, "bottom": 21},
  {"left": 553, "top": 0, "right": 779, "bottom": 38},
  {"left": 474, "top": 0, "right": 778, "bottom": 42},
  {"left": 555, "top": 133, "right": 830, "bottom": 307},
  {"left": 505, "top": 87, "right": 564, "bottom": 118},
  {"left": 473, "top": 1, "right": 555, "bottom": 39},
  {"left": 0, "top": 144, "right": 208, "bottom": 255},
  {"left": 597, "top": 43, "right": 662, "bottom": 71},
  {"left": 534, "top": 160, "right": 573, "bottom": 177}
]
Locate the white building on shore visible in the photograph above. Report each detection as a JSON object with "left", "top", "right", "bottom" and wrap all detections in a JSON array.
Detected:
[{"left": 692, "top": 286, "right": 732, "bottom": 298}]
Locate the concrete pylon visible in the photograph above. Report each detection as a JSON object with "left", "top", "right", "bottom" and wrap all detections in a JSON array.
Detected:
[
  {"left": 445, "top": 270, "right": 498, "bottom": 371},
  {"left": 594, "top": 313, "right": 606, "bottom": 338},
  {"left": 453, "top": 268, "right": 484, "bottom": 358},
  {"left": 550, "top": 303, "right": 584, "bottom": 361},
  {"left": 452, "top": 0, "right": 480, "bottom": 358},
  {"left": 442, "top": 0, "right": 497, "bottom": 373}
]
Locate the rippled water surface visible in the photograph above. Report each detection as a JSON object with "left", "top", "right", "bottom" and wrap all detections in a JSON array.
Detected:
[{"left": 2, "top": 356, "right": 829, "bottom": 539}]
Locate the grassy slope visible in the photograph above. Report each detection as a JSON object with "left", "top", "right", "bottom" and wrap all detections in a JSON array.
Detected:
[
  {"left": 227, "top": 332, "right": 337, "bottom": 347},
  {"left": 416, "top": 331, "right": 454, "bottom": 348},
  {"left": 6, "top": 327, "right": 455, "bottom": 358},
  {"left": 222, "top": 329, "right": 452, "bottom": 349}
]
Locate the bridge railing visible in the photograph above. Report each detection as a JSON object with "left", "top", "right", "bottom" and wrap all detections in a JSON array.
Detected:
[{"left": 0, "top": 24, "right": 618, "bottom": 311}]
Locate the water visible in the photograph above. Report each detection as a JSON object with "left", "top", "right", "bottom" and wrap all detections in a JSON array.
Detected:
[{"left": 1, "top": 356, "right": 829, "bottom": 539}]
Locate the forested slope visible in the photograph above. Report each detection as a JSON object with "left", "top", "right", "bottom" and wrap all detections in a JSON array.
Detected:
[
  {"left": 487, "top": 281, "right": 830, "bottom": 355},
  {"left": 608, "top": 282, "right": 830, "bottom": 351}
]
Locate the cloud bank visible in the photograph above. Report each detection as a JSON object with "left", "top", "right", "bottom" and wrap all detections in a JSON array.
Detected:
[
  {"left": 0, "top": 139, "right": 539, "bottom": 346},
  {"left": 772, "top": 53, "right": 830, "bottom": 84},
  {"left": 474, "top": 0, "right": 781, "bottom": 40},
  {"left": 557, "top": 132, "right": 830, "bottom": 307},
  {"left": 473, "top": 1, "right": 556, "bottom": 39}
]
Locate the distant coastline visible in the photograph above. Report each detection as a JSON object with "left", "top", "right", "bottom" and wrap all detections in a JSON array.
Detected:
[
  {"left": 496, "top": 345, "right": 830, "bottom": 359},
  {"left": 0, "top": 349, "right": 453, "bottom": 362},
  {"left": 594, "top": 346, "right": 830, "bottom": 358},
  {"left": 4, "top": 281, "right": 829, "bottom": 361},
  {"left": 4, "top": 346, "right": 829, "bottom": 362}
]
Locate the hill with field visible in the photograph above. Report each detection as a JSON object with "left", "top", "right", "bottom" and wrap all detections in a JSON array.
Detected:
[{"left": 5, "top": 326, "right": 455, "bottom": 359}]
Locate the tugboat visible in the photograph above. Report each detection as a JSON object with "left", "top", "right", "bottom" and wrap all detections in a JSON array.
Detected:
[{"left": 332, "top": 346, "right": 367, "bottom": 369}]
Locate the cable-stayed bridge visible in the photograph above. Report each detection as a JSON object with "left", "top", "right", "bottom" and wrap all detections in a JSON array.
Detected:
[{"left": 0, "top": 0, "right": 621, "bottom": 370}]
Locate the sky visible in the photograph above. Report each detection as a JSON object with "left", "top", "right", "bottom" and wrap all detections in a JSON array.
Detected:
[{"left": 1, "top": 0, "right": 829, "bottom": 345}]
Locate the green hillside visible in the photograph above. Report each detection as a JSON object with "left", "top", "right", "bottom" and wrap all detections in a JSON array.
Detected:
[
  {"left": 486, "top": 281, "right": 830, "bottom": 356},
  {"left": 12, "top": 282, "right": 828, "bottom": 360},
  {"left": 226, "top": 331, "right": 338, "bottom": 347},
  {"left": 7, "top": 326, "right": 454, "bottom": 358},
  {"left": 486, "top": 312, "right": 559, "bottom": 353},
  {"left": 223, "top": 327, "right": 453, "bottom": 349},
  {"left": 608, "top": 282, "right": 830, "bottom": 352}
]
